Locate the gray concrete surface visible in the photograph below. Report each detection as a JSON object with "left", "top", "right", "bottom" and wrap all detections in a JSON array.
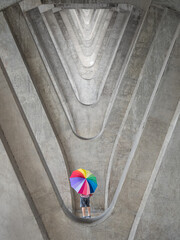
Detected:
[
  {"left": 0, "top": 11, "right": 72, "bottom": 210},
  {"left": 41, "top": 0, "right": 151, "bottom": 11},
  {"left": 107, "top": 8, "right": 180, "bottom": 207},
  {"left": 0, "top": 139, "right": 44, "bottom": 240},
  {"left": 0, "top": 0, "right": 180, "bottom": 239},
  {"left": 0, "top": 0, "right": 21, "bottom": 10},
  {"left": 133, "top": 115, "right": 180, "bottom": 240}
]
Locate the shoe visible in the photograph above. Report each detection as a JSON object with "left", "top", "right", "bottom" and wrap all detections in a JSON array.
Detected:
[
  {"left": 86, "top": 216, "right": 91, "bottom": 218},
  {"left": 82, "top": 216, "right": 86, "bottom": 218}
]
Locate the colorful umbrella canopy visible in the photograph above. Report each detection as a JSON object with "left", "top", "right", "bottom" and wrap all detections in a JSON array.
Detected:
[{"left": 70, "top": 168, "right": 97, "bottom": 195}]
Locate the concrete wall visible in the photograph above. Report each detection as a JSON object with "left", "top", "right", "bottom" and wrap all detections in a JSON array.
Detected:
[
  {"left": 0, "top": 139, "right": 44, "bottom": 240},
  {"left": 0, "top": 0, "right": 180, "bottom": 239},
  {"left": 133, "top": 116, "right": 180, "bottom": 240}
]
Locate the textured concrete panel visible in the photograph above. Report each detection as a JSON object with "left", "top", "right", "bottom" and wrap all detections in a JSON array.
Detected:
[
  {"left": 41, "top": 0, "right": 151, "bottom": 10},
  {"left": 104, "top": 17, "right": 180, "bottom": 239},
  {"left": 0, "top": 1, "right": 180, "bottom": 239},
  {"left": 0, "top": 0, "right": 21, "bottom": 10},
  {"left": 153, "top": 0, "right": 180, "bottom": 12},
  {"left": 26, "top": 5, "right": 142, "bottom": 139},
  {"left": 134, "top": 116, "right": 180, "bottom": 240},
  {"left": 0, "top": 11, "right": 72, "bottom": 209},
  {"left": 0, "top": 59, "right": 69, "bottom": 240},
  {"left": 0, "top": 61, "right": 58, "bottom": 220},
  {"left": 20, "top": 0, "right": 42, "bottom": 12},
  {"left": 25, "top": 3, "right": 180, "bottom": 214},
  {"left": 0, "top": 139, "right": 44, "bottom": 240},
  {"left": 25, "top": 6, "right": 141, "bottom": 211},
  {"left": 107, "top": 8, "right": 180, "bottom": 206}
]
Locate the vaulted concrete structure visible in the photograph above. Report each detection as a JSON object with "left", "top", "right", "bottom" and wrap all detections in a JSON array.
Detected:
[{"left": 0, "top": 0, "right": 180, "bottom": 240}]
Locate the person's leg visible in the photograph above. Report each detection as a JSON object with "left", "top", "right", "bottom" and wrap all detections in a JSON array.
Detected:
[
  {"left": 82, "top": 207, "right": 86, "bottom": 217},
  {"left": 87, "top": 207, "right": 91, "bottom": 217}
]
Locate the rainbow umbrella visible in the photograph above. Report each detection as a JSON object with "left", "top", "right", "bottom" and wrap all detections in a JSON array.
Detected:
[{"left": 70, "top": 168, "right": 97, "bottom": 195}]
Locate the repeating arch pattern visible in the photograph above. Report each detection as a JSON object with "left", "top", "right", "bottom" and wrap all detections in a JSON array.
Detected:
[{"left": 0, "top": 1, "right": 180, "bottom": 240}]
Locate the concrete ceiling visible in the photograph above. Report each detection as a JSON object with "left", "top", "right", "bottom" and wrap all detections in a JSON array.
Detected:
[{"left": 0, "top": 0, "right": 180, "bottom": 239}]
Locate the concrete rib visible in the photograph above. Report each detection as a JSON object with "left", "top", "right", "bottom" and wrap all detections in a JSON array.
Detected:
[
  {"left": 106, "top": 10, "right": 179, "bottom": 209},
  {"left": 78, "top": 9, "right": 95, "bottom": 26},
  {"left": 128, "top": 100, "right": 180, "bottom": 240},
  {"left": 67, "top": 9, "right": 111, "bottom": 56},
  {"left": 43, "top": 8, "right": 131, "bottom": 104},
  {"left": 58, "top": 10, "right": 105, "bottom": 66},
  {"left": 41, "top": 0, "right": 150, "bottom": 10},
  {"left": 69, "top": 9, "right": 105, "bottom": 42},
  {"left": 0, "top": 66, "right": 50, "bottom": 240},
  {"left": 105, "top": 5, "right": 165, "bottom": 208},
  {"left": 128, "top": 24, "right": 180, "bottom": 239},
  {"left": 44, "top": 9, "right": 111, "bottom": 78},
  {"left": 26, "top": 6, "right": 141, "bottom": 139},
  {"left": 1, "top": 0, "right": 179, "bottom": 232},
  {"left": 4, "top": 3, "right": 75, "bottom": 211},
  {"left": 69, "top": 9, "right": 106, "bottom": 47},
  {"left": 0, "top": 12, "right": 72, "bottom": 209},
  {"left": 105, "top": 9, "right": 180, "bottom": 208},
  {"left": 55, "top": 9, "right": 115, "bottom": 80},
  {"left": 25, "top": 8, "right": 78, "bottom": 133},
  {"left": 42, "top": 7, "right": 138, "bottom": 139}
]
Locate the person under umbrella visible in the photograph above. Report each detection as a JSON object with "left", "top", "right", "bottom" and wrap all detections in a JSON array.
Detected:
[
  {"left": 80, "top": 193, "right": 93, "bottom": 218},
  {"left": 69, "top": 168, "right": 98, "bottom": 218}
]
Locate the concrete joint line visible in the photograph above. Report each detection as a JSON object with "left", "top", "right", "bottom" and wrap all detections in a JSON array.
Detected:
[
  {"left": 43, "top": 9, "right": 107, "bottom": 98},
  {"left": 0, "top": 30, "right": 72, "bottom": 220},
  {"left": 44, "top": 8, "right": 130, "bottom": 106},
  {"left": 0, "top": 0, "right": 22, "bottom": 11},
  {"left": 38, "top": 4, "right": 55, "bottom": 13},
  {"left": 54, "top": 7, "right": 142, "bottom": 140},
  {"left": 72, "top": 8, "right": 134, "bottom": 139},
  {"left": 4, "top": 4, "right": 74, "bottom": 209},
  {"left": 128, "top": 23, "right": 180, "bottom": 239},
  {"left": 69, "top": 9, "right": 105, "bottom": 42},
  {"left": 66, "top": 9, "right": 111, "bottom": 58},
  {"left": 21, "top": 2, "right": 180, "bottom": 227},
  {"left": 24, "top": 10, "right": 77, "bottom": 133},
  {"left": 2, "top": 7, "right": 72, "bottom": 205},
  {"left": 27, "top": 7, "right": 139, "bottom": 140},
  {"left": 69, "top": 9, "right": 95, "bottom": 34},
  {"left": 105, "top": 6, "right": 179, "bottom": 209},
  {"left": 78, "top": 9, "right": 95, "bottom": 27},
  {"left": 23, "top": 6, "right": 180, "bottom": 225},
  {"left": 128, "top": 98, "right": 180, "bottom": 240},
  {"left": 38, "top": 10, "right": 89, "bottom": 136},
  {"left": 106, "top": 16, "right": 179, "bottom": 218},
  {"left": 41, "top": 11, "right": 81, "bottom": 100},
  {"left": 72, "top": 9, "right": 101, "bottom": 42},
  {"left": 0, "top": 123, "right": 50, "bottom": 240},
  {"left": 41, "top": 0, "right": 152, "bottom": 11},
  {"left": 3, "top": 0, "right": 177, "bottom": 228},
  {"left": 66, "top": 10, "right": 112, "bottom": 66},
  {"left": 105, "top": 1, "right": 153, "bottom": 209},
  {"left": 152, "top": 2, "right": 180, "bottom": 13},
  {"left": 100, "top": 9, "right": 138, "bottom": 140},
  {"left": 97, "top": 7, "right": 132, "bottom": 102},
  {"left": 58, "top": 10, "right": 95, "bottom": 65},
  {"left": 46, "top": 8, "right": 134, "bottom": 140}
]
